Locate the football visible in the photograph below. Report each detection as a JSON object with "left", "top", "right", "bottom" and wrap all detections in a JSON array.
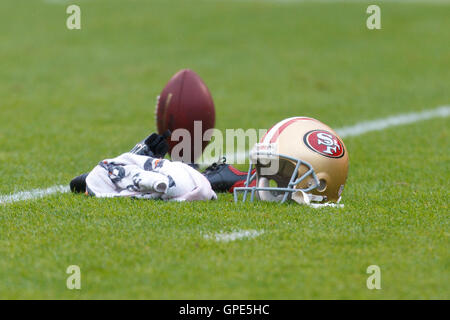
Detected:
[{"left": 156, "top": 69, "right": 216, "bottom": 163}]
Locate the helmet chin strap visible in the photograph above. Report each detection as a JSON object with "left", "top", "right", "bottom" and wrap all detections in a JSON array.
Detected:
[
  {"left": 257, "top": 177, "right": 326, "bottom": 204},
  {"left": 292, "top": 190, "right": 311, "bottom": 205},
  {"left": 292, "top": 192, "right": 326, "bottom": 204}
]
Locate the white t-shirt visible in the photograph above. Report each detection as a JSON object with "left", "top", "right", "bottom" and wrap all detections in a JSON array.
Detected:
[{"left": 85, "top": 153, "right": 217, "bottom": 201}]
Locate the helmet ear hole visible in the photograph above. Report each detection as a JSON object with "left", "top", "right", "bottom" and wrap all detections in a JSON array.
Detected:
[{"left": 317, "top": 179, "right": 327, "bottom": 192}]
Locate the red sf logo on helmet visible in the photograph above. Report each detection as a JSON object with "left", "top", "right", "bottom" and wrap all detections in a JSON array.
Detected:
[{"left": 304, "top": 130, "right": 345, "bottom": 158}]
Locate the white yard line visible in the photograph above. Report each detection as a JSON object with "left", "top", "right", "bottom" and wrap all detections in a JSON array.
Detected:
[
  {"left": 204, "top": 229, "right": 265, "bottom": 242},
  {"left": 336, "top": 105, "right": 449, "bottom": 138},
  {"left": 224, "top": 105, "right": 450, "bottom": 162},
  {"left": 1, "top": 105, "right": 448, "bottom": 205},
  {"left": 0, "top": 185, "right": 70, "bottom": 205}
]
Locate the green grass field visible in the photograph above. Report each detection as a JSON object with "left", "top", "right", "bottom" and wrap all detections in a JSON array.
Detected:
[{"left": 0, "top": 0, "right": 449, "bottom": 299}]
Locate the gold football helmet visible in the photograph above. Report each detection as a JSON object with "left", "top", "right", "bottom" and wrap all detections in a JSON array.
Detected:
[{"left": 234, "top": 117, "right": 349, "bottom": 204}]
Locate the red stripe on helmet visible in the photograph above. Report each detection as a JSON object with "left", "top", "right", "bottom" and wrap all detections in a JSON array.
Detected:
[{"left": 269, "top": 117, "right": 316, "bottom": 143}]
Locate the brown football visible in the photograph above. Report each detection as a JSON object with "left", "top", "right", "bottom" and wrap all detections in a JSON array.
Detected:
[{"left": 156, "top": 69, "right": 215, "bottom": 163}]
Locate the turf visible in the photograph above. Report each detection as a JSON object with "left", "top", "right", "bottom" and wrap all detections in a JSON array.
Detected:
[{"left": 0, "top": 0, "right": 449, "bottom": 299}]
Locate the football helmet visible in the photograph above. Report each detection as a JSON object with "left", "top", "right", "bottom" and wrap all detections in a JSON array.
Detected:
[{"left": 234, "top": 117, "right": 349, "bottom": 204}]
